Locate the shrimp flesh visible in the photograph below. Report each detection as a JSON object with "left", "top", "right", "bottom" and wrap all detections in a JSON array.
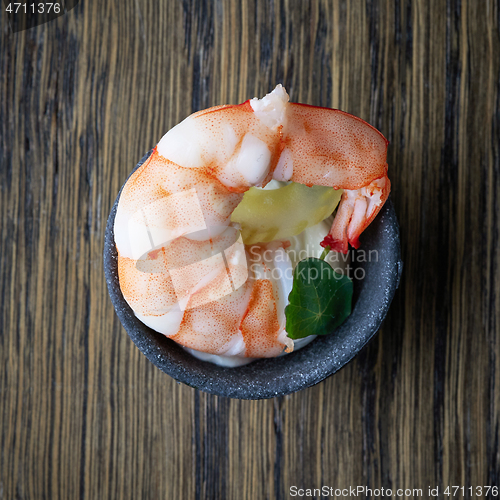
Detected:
[{"left": 113, "top": 85, "right": 390, "bottom": 360}]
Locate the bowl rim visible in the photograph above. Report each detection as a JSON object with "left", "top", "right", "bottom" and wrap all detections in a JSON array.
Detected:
[{"left": 104, "top": 151, "right": 402, "bottom": 400}]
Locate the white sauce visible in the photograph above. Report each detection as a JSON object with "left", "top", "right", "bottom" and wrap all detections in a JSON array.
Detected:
[{"left": 185, "top": 212, "right": 349, "bottom": 367}]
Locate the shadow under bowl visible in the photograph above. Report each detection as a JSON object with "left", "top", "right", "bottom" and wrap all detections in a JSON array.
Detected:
[{"left": 104, "top": 151, "right": 403, "bottom": 400}]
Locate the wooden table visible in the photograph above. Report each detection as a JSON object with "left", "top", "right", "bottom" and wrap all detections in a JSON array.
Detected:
[{"left": 1, "top": 1, "right": 499, "bottom": 498}]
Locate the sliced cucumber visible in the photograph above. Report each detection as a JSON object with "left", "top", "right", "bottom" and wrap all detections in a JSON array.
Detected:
[{"left": 231, "top": 182, "right": 342, "bottom": 244}]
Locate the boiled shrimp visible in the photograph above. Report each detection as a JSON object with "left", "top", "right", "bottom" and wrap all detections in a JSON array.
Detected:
[{"left": 113, "top": 85, "right": 390, "bottom": 359}]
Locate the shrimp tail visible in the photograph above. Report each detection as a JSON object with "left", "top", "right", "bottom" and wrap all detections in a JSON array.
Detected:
[
  {"left": 321, "top": 174, "right": 391, "bottom": 253},
  {"left": 284, "top": 101, "right": 390, "bottom": 254}
]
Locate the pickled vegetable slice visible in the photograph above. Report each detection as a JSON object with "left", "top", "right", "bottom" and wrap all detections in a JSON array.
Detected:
[{"left": 231, "top": 182, "right": 342, "bottom": 244}]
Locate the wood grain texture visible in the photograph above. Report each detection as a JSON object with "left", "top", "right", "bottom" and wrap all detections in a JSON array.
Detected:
[{"left": 1, "top": 0, "right": 499, "bottom": 498}]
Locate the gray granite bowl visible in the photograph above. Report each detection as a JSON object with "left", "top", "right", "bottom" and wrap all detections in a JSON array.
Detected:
[{"left": 104, "top": 151, "right": 402, "bottom": 400}]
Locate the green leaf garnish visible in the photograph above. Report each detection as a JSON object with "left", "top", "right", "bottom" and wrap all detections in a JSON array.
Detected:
[{"left": 285, "top": 258, "right": 353, "bottom": 339}]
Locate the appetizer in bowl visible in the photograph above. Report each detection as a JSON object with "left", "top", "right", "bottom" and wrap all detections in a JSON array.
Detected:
[{"left": 104, "top": 86, "right": 401, "bottom": 398}]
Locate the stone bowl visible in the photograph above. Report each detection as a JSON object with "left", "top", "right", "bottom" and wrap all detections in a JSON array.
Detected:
[{"left": 104, "top": 151, "right": 403, "bottom": 400}]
